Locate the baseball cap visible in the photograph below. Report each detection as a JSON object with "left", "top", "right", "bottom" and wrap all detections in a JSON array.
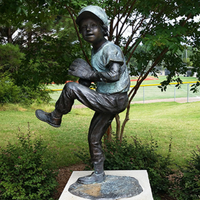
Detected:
[{"left": 76, "top": 5, "right": 108, "bottom": 27}]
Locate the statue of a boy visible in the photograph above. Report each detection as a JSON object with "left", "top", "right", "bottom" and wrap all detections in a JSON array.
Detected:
[{"left": 35, "top": 5, "right": 130, "bottom": 184}]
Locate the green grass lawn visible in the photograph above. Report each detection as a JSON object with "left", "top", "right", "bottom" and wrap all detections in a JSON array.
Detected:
[
  {"left": 121, "top": 102, "right": 200, "bottom": 167},
  {"left": 131, "top": 76, "right": 200, "bottom": 102},
  {"left": 1, "top": 100, "right": 200, "bottom": 169}
]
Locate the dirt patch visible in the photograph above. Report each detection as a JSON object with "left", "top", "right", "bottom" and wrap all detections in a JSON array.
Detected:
[
  {"left": 53, "top": 163, "right": 86, "bottom": 199},
  {"left": 130, "top": 77, "right": 159, "bottom": 81}
]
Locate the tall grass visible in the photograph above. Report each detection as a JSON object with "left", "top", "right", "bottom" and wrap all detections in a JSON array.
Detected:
[{"left": 0, "top": 101, "right": 200, "bottom": 169}]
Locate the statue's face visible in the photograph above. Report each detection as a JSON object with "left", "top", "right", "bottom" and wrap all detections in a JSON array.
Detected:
[{"left": 80, "top": 18, "right": 104, "bottom": 44}]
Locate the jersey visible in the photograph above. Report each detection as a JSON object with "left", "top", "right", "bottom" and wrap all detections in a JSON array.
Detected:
[{"left": 91, "top": 41, "right": 130, "bottom": 94}]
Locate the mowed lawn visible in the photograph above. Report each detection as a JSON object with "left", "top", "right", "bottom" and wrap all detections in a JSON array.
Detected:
[{"left": 0, "top": 99, "right": 200, "bottom": 169}]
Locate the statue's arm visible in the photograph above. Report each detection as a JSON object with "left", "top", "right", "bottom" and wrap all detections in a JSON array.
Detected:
[
  {"left": 68, "top": 58, "right": 120, "bottom": 83},
  {"left": 89, "top": 62, "right": 120, "bottom": 82}
]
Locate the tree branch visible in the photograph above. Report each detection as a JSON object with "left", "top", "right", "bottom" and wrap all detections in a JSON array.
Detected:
[
  {"left": 112, "top": 0, "right": 135, "bottom": 35},
  {"left": 65, "top": 5, "right": 91, "bottom": 66},
  {"left": 115, "top": 0, "right": 137, "bottom": 43}
]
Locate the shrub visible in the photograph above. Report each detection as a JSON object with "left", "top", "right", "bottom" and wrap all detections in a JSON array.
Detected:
[
  {"left": 0, "top": 74, "right": 22, "bottom": 104},
  {"left": 0, "top": 71, "right": 51, "bottom": 105},
  {"left": 0, "top": 44, "right": 24, "bottom": 74},
  {"left": 0, "top": 124, "right": 58, "bottom": 200},
  {"left": 171, "top": 146, "right": 200, "bottom": 200},
  {"left": 76, "top": 135, "right": 173, "bottom": 196},
  {"left": 19, "top": 85, "right": 52, "bottom": 105},
  {"left": 0, "top": 43, "right": 51, "bottom": 105}
]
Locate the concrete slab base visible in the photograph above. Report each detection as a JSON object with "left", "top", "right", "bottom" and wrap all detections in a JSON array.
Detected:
[{"left": 59, "top": 170, "right": 153, "bottom": 200}]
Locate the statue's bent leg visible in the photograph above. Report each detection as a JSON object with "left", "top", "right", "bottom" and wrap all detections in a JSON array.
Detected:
[
  {"left": 35, "top": 82, "right": 84, "bottom": 127},
  {"left": 35, "top": 82, "right": 128, "bottom": 127}
]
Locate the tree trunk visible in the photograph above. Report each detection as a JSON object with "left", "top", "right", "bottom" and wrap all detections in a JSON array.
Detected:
[
  {"left": 104, "top": 125, "right": 112, "bottom": 142},
  {"left": 7, "top": 27, "right": 12, "bottom": 43}
]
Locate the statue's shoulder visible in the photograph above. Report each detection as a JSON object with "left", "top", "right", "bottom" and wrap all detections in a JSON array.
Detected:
[{"left": 102, "top": 41, "right": 122, "bottom": 54}]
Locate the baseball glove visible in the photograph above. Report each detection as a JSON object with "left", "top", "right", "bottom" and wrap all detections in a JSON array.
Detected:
[{"left": 68, "top": 58, "right": 93, "bottom": 79}]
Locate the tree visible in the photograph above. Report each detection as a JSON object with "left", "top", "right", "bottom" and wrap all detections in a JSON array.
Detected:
[
  {"left": 0, "top": 0, "right": 199, "bottom": 138},
  {"left": 64, "top": 0, "right": 200, "bottom": 140},
  {"left": 0, "top": 0, "right": 93, "bottom": 88}
]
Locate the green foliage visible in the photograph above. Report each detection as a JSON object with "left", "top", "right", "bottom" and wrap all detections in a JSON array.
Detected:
[
  {"left": 191, "top": 81, "right": 200, "bottom": 93},
  {"left": 101, "top": 0, "right": 200, "bottom": 91},
  {"left": 76, "top": 135, "right": 173, "bottom": 196},
  {"left": 0, "top": 44, "right": 24, "bottom": 74},
  {"left": 0, "top": 43, "right": 52, "bottom": 104},
  {"left": 1, "top": 0, "right": 200, "bottom": 96},
  {"left": 0, "top": 71, "right": 51, "bottom": 105},
  {"left": 171, "top": 146, "right": 200, "bottom": 200},
  {"left": 0, "top": 74, "right": 22, "bottom": 104},
  {"left": 0, "top": 124, "right": 58, "bottom": 200},
  {"left": 191, "top": 49, "right": 200, "bottom": 80},
  {"left": 22, "top": 20, "right": 90, "bottom": 85},
  {"left": 0, "top": 0, "right": 58, "bottom": 27},
  {"left": 19, "top": 85, "right": 52, "bottom": 105},
  {"left": 104, "top": 136, "right": 173, "bottom": 196}
]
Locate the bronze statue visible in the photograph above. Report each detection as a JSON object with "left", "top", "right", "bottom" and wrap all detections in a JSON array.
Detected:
[{"left": 35, "top": 5, "right": 130, "bottom": 184}]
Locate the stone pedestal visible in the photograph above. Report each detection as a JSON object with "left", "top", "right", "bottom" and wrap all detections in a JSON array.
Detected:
[{"left": 59, "top": 170, "right": 153, "bottom": 200}]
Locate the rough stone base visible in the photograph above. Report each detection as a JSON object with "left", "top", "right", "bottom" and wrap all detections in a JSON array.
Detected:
[
  {"left": 59, "top": 170, "right": 153, "bottom": 200},
  {"left": 69, "top": 175, "right": 143, "bottom": 199}
]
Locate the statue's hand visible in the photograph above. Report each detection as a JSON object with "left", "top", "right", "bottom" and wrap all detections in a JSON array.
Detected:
[{"left": 68, "top": 58, "right": 93, "bottom": 79}]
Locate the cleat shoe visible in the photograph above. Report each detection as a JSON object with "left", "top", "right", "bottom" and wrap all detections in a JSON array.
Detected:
[
  {"left": 35, "top": 109, "right": 61, "bottom": 127},
  {"left": 77, "top": 172, "right": 105, "bottom": 184}
]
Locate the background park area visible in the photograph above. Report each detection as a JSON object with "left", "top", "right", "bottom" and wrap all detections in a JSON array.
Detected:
[
  {"left": 1, "top": 0, "right": 200, "bottom": 199},
  {"left": 49, "top": 75, "right": 200, "bottom": 104},
  {"left": 1, "top": 75, "right": 199, "bottom": 165},
  {"left": 1, "top": 75, "right": 200, "bottom": 199}
]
